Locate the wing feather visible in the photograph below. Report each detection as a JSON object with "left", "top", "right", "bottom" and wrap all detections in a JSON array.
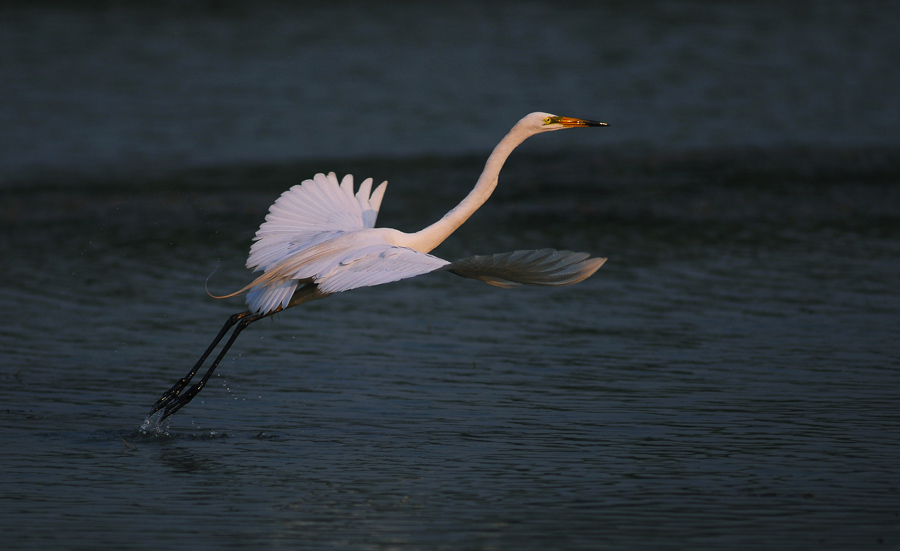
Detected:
[
  {"left": 247, "top": 172, "right": 388, "bottom": 273},
  {"left": 368, "top": 181, "right": 387, "bottom": 215},
  {"left": 244, "top": 231, "right": 449, "bottom": 313},
  {"left": 316, "top": 245, "right": 450, "bottom": 294},
  {"left": 445, "top": 249, "right": 606, "bottom": 288},
  {"left": 355, "top": 177, "right": 373, "bottom": 204}
]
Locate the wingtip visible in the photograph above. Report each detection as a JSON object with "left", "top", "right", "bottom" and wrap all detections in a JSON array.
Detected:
[
  {"left": 369, "top": 180, "right": 388, "bottom": 212},
  {"left": 577, "top": 256, "right": 607, "bottom": 281}
]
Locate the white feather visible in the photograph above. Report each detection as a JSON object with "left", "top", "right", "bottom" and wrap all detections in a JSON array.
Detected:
[
  {"left": 241, "top": 174, "right": 449, "bottom": 313},
  {"left": 247, "top": 172, "right": 388, "bottom": 274},
  {"left": 316, "top": 245, "right": 449, "bottom": 294},
  {"left": 245, "top": 230, "right": 449, "bottom": 313}
]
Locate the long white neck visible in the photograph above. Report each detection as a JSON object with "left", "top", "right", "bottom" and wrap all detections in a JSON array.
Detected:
[{"left": 404, "top": 120, "right": 537, "bottom": 253}]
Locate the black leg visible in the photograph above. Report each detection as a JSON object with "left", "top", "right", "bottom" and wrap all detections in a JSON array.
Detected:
[
  {"left": 145, "top": 283, "right": 328, "bottom": 426},
  {"left": 148, "top": 310, "right": 265, "bottom": 421},
  {"left": 149, "top": 311, "right": 250, "bottom": 414}
]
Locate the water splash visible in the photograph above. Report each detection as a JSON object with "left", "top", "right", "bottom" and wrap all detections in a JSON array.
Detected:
[{"left": 139, "top": 409, "right": 170, "bottom": 436}]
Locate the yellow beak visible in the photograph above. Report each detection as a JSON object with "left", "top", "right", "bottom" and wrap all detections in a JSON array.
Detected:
[{"left": 556, "top": 116, "right": 608, "bottom": 127}]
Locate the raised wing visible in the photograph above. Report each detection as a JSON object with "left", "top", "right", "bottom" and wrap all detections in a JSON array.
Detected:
[
  {"left": 247, "top": 173, "right": 387, "bottom": 273},
  {"left": 445, "top": 249, "right": 606, "bottom": 288}
]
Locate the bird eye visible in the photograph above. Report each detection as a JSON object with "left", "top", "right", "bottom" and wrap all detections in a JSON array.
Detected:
[{"left": 543, "top": 117, "right": 553, "bottom": 125}]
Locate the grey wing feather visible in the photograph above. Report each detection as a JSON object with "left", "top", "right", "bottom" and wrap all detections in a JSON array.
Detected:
[{"left": 445, "top": 249, "right": 606, "bottom": 288}]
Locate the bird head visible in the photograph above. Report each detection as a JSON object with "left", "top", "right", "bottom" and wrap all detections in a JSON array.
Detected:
[{"left": 522, "top": 112, "right": 608, "bottom": 133}]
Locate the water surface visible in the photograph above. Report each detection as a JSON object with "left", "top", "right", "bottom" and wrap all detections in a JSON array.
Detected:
[
  {"left": 1, "top": 2, "right": 899, "bottom": 549},
  {"left": 3, "top": 151, "right": 899, "bottom": 549}
]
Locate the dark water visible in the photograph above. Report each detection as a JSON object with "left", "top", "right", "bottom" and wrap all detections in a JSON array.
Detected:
[
  {"left": 2, "top": 2, "right": 900, "bottom": 550},
  {"left": 2, "top": 1, "right": 899, "bottom": 184}
]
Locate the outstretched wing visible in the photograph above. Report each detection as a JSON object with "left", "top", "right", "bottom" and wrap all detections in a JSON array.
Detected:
[
  {"left": 243, "top": 244, "right": 602, "bottom": 314},
  {"left": 445, "top": 249, "right": 606, "bottom": 288},
  {"left": 247, "top": 172, "right": 387, "bottom": 273}
]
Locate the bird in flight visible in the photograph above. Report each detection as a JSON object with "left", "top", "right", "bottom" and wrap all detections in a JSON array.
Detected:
[{"left": 145, "top": 112, "right": 608, "bottom": 427}]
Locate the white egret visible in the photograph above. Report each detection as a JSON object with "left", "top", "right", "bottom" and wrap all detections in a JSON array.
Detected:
[{"left": 147, "top": 112, "right": 608, "bottom": 423}]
